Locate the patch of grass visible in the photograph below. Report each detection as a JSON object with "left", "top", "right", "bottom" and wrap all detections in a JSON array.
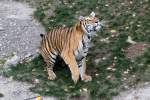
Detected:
[
  {"left": 4, "top": 48, "right": 150, "bottom": 99},
  {"left": 4, "top": 0, "right": 150, "bottom": 99}
]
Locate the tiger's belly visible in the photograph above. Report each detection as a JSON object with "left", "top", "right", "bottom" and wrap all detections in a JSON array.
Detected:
[
  {"left": 74, "top": 47, "right": 88, "bottom": 61},
  {"left": 74, "top": 35, "right": 90, "bottom": 61}
]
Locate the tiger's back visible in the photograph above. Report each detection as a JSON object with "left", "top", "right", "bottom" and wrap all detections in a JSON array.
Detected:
[{"left": 40, "top": 27, "right": 72, "bottom": 53}]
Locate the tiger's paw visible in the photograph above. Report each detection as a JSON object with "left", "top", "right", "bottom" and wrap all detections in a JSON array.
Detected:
[
  {"left": 72, "top": 73, "right": 79, "bottom": 84},
  {"left": 47, "top": 70, "right": 56, "bottom": 80},
  {"left": 82, "top": 75, "right": 92, "bottom": 82}
]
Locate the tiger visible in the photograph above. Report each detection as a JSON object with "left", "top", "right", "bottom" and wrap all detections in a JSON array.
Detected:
[{"left": 39, "top": 12, "right": 103, "bottom": 83}]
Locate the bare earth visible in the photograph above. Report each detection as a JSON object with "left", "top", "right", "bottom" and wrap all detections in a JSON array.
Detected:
[
  {"left": 0, "top": 0, "right": 55, "bottom": 100},
  {"left": 0, "top": 0, "right": 43, "bottom": 58},
  {"left": 113, "top": 83, "right": 150, "bottom": 100},
  {"left": 0, "top": 0, "right": 150, "bottom": 100}
]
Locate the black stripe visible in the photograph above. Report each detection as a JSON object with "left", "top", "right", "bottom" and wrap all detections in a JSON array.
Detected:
[
  {"left": 77, "top": 56, "right": 85, "bottom": 62},
  {"left": 56, "top": 28, "right": 62, "bottom": 53},
  {"left": 51, "top": 51, "right": 56, "bottom": 56},
  {"left": 82, "top": 37, "right": 86, "bottom": 49},
  {"left": 77, "top": 49, "right": 80, "bottom": 53},
  {"left": 54, "top": 28, "right": 59, "bottom": 51},
  {"left": 53, "top": 29, "right": 57, "bottom": 46},
  {"left": 51, "top": 29, "right": 56, "bottom": 50},
  {"left": 83, "top": 22, "right": 87, "bottom": 31},
  {"left": 47, "top": 60, "right": 54, "bottom": 65},
  {"left": 43, "top": 36, "right": 49, "bottom": 54},
  {"left": 50, "top": 53, "right": 56, "bottom": 59},
  {"left": 49, "top": 55, "right": 56, "bottom": 62},
  {"left": 46, "top": 36, "right": 53, "bottom": 52},
  {"left": 78, "top": 60, "right": 83, "bottom": 68},
  {"left": 58, "top": 27, "right": 64, "bottom": 51}
]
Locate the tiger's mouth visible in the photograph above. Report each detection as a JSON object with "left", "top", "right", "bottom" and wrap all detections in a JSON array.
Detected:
[
  {"left": 94, "top": 21, "right": 105, "bottom": 32},
  {"left": 94, "top": 25, "right": 101, "bottom": 32}
]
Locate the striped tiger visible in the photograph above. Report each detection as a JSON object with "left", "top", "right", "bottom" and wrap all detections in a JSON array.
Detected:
[{"left": 40, "top": 12, "right": 103, "bottom": 83}]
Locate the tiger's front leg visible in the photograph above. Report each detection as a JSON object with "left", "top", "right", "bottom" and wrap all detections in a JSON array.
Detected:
[
  {"left": 78, "top": 58, "right": 92, "bottom": 82},
  {"left": 61, "top": 52, "right": 80, "bottom": 83}
]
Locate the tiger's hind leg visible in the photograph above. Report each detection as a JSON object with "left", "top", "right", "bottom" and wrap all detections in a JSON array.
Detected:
[
  {"left": 46, "top": 65, "right": 56, "bottom": 80},
  {"left": 41, "top": 51, "right": 58, "bottom": 80},
  {"left": 78, "top": 58, "right": 92, "bottom": 82}
]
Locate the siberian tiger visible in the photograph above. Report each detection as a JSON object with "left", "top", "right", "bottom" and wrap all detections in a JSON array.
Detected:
[{"left": 40, "top": 12, "right": 103, "bottom": 83}]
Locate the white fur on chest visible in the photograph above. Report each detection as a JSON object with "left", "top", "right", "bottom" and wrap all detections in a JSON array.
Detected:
[{"left": 74, "top": 35, "right": 91, "bottom": 60}]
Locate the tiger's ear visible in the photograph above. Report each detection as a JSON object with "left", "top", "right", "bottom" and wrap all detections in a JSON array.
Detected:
[
  {"left": 90, "top": 12, "right": 95, "bottom": 17},
  {"left": 79, "top": 16, "right": 85, "bottom": 21}
]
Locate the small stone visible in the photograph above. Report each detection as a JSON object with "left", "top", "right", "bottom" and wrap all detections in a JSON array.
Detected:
[
  {"left": 94, "top": 58, "right": 101, "bottom": 65},
  {"left": 4, "top": 55, "right": 20, "bottom": 68},
  {"left": 125, "top": 26, "right": 129, "bottom": 29},
  {"left": 95, "top": 73, "right": 99, "bottom": 76},
  {"left": 111, "top": 34, "right": 115, "bottom": 37},
  {"left": 106, "top": 75, "right": 111, "bottom": 79},
  {"left": 105, "top": 4, "right": 109, "bottom": 7},
  {"left": 107, "top": 67, "right": 112, "bottom": 70},
  {"left": 126, "top": 36, "right": 136, "bottom": 44},
  {"left": 102, "top": 57, "right": 106, "bottom": 60},
  {"left": 64, "top": 88, "right": 69, "bottom": 92},
  {"left": 8, "top": 76, "right": 13, "bottom": 81},
  {"left": 132, "top": 75, "right": 136, "bottom": 78},
  {"left": 111, "top": 68, "right": 116, "bottom": 71},
  {"left": 137, "top": 24, "right": 141, "bottom": 27},
  {"left": 124, "top": 71, "right": 128, "bottom": 74},
  {"left": 130, "top": 1, "right": 133, "bottom": 4},
  {"left": 124, "top": 85, "right": 129, "bottom": 89},
  {"left": 33, "top": 79, "right": 40, "bottom": 84},
  {"left": 123, "top": 78, "right": 127, "bottom": 80},
  {"left": 144, "top": 82, "right": 149, "bottom": 85},
  {"left": 82, "top": 88, "right": 87, "bottom": 92},
  {"left": 121, "top": 3, "right": 125, "bottom": 5},
  {"left": 110, "top": 29, "right": 117, "bottom": 33},
  {"left": 114, "top": 56, "right": 117, "bottom": 60},
  {"left": 132, "top": 13, "right": 136, "bottom": 17}
]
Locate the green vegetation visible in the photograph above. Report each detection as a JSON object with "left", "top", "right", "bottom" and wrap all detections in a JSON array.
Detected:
[{"left": 5, "top": 0, "right": 150, "bottom": 99}]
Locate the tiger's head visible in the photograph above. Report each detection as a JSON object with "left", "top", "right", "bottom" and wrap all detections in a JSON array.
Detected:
[{"left": 79, "top": 12, "right": 104, "bottom": 36}]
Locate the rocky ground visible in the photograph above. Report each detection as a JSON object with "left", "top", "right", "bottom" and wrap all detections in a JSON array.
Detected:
[{"left": 0, "top": 0, "right": 150, "bottom": 100}]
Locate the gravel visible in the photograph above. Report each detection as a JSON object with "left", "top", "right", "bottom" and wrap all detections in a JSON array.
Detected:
[
  {"left": 113, "top": 83, "right": 150, "bottom": 100},
  {"left": 0, "top": 0, "right": 44, "bottom": 58},
  {"left": 0, "top": 76, "right": 56, "bottom": 100},
  {"left": 0, "top": 0, "right": 56, "bottom": 100}
]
